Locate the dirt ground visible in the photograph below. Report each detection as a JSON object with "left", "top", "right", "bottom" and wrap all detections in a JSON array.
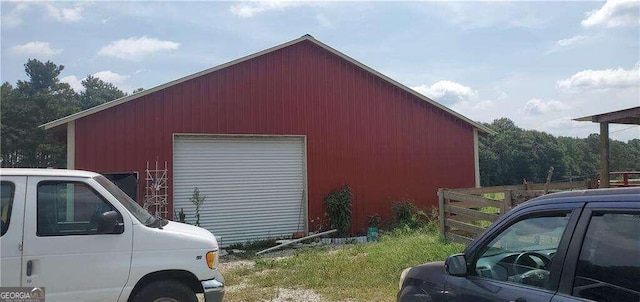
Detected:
[{"left": 216, "top": 248, "right": 326, "bottom": 302}]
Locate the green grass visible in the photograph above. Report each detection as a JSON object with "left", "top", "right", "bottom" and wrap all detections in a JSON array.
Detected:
[{"left": 222, "top": 227, "right": 464, "bottom": 301}]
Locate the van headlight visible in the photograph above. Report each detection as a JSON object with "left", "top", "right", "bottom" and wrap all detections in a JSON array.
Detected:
[
  {"left": 206, "top": 251, "right": 217, "bottom": 269},
  {"left": 399, "top": 267, "right": 411, "bottom": 290}
]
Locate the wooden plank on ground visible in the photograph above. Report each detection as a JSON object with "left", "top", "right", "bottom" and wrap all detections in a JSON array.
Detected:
[
  {"left": 446, "top": 232, "right": 474, "bottom": 245},
  {"left": 445, "top": 219, "right": 486, "bottom": 235},
  {"left": 444, "top": 191, "right": 502, "bottom": 208},
  {"left": 445, "top": 205, "right": 499, "bottom": 222}
]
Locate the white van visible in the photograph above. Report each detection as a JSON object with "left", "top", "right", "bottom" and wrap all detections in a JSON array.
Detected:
[{"left": 0, "top": 169, "right": 224, "bottom": 302}]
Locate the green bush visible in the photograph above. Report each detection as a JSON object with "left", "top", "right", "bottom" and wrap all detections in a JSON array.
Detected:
[
  {"left": 391, "top": 200, "right": 415, "bottom": 226},
  {"left": 391, "top": 199, "right": 437, "bottom": 230},
  {"left": 324, "top": 185, "right": 353, "bottom": 236}
]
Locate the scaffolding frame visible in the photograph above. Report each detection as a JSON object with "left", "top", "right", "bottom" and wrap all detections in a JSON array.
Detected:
[{"left": 144, "top": 161, "right": 169, "bottom": 219}]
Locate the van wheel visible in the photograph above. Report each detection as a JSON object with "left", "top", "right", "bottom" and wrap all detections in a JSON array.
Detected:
[{"left": 132, "top": 280, "right": 197, "bottom": 302}]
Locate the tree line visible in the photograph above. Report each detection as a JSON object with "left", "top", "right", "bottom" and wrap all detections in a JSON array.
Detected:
[
  {"left": 1, "top": 59, "right": 131, "bottom": 168},
  {"left": 479, "top": 118, "right": 640, "bottom": 186},
  {"left": 2, "top": 59, "right": 639, "bottom": 186}
]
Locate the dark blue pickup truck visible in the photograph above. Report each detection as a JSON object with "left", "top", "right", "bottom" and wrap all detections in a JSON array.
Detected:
[{"left": 398, "top": 187, "right": 640, "bottom": 302}]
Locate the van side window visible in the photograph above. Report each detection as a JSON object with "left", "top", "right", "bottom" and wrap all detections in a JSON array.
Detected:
[
  {"left": 573, "top": 212, "right": 640, "bottom": 302},
  {"left": 1, "top": 181, "right": 15, "bottom": 236},
  {"left": 37, "top": 181, "right": 120, "bottom": 236}
]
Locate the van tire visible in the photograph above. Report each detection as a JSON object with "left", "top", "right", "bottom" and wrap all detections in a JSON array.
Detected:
[{"left": 131, "top": 280, "right": 197, "bottom": 302}]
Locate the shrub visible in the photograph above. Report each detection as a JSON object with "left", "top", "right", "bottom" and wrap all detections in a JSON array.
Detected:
[
  {"left": 324, "top": 185, "right": 353, "bottom": 236},
  {"left": 391, "top": 199, "right": 415, "bottom": 226},
  {"left": 391, "top": 199, "right": 438, "bottom": 230}
]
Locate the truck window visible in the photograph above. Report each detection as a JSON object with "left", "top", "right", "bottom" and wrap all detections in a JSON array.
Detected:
[
  {"left": 573, "top": 212, "right": 640, "bottom": 302},
  {"left": 1, "top": 181, "right": 15, "bottom": 236},
  {"left": 37, "top": 181, "right": 120, "bottom": 236},
  {"left": 472, "top": 212, "right": 571, "bottom": 290}
]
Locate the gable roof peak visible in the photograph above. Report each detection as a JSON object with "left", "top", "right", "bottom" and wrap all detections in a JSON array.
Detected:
[{"left": 42, "top": 35, "right": 494, "bottom": 135}]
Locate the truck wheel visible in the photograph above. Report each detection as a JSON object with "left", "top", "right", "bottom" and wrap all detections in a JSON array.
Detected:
[{"left": 132, "top": 280, "right": 197, "bottom": 302}]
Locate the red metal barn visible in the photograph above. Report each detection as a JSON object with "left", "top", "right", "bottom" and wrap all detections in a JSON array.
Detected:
[{"left": 44, "top": 35, "right": 493, "bottom": 244}]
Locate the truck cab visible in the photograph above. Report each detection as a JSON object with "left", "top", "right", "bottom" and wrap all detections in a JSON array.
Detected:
[
  {"left": 0, "top": 168, "right": 224, "bottom": 302},
  {"left": 398, "top": 187, "right": 640, "bottom": 302}
]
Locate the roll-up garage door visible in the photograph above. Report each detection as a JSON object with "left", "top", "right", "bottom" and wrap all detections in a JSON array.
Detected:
[{"left": 173, "top": 136, "right": 306, "bottom": 246}]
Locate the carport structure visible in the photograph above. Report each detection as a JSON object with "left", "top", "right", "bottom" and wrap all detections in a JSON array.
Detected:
[{"left": 573, "top": 106, "right": 640, "bottom": 188}]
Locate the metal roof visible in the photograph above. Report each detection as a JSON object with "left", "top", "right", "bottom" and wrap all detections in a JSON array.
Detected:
[
  {"left": 41, "top": 35, "right": 496, "bottom": 135},
  {"left": 573, "top": 106, "right": 640, "bottom": 125}
]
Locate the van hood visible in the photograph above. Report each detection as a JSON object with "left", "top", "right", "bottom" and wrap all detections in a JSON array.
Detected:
[{"left": 159, "top": 221, "right": 219, "bottom": 249}]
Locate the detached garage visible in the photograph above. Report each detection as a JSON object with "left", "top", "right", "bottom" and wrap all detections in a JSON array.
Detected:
[{"left": 43, "top": 35, "right": 493, "bottom": 244}]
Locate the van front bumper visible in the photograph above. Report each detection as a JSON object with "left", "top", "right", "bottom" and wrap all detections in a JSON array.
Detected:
[{"left": 201, "top": 274, "right": 224, "bottom": 302}]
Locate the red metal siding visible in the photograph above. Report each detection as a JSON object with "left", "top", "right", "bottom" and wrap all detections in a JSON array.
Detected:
[{"left": 74, "top": 40, "right": 476, "bottom": 233}]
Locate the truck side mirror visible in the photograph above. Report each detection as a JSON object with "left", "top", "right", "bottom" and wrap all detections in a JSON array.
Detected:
[
  {"left": 97, "top": 211, "right": 119, "bottom": 234},
  {"left": 445, "top": 254, "right": 468, "bottom": 276}
]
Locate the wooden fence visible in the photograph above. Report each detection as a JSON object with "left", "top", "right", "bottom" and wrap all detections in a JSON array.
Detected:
[{"left": 438, "top": 180, "right": 593, "bottom": 244}]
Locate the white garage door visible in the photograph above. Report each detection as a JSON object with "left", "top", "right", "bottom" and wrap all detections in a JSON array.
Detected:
[{"left": 173, "top": 136, "right": 306, "bottom": 246}]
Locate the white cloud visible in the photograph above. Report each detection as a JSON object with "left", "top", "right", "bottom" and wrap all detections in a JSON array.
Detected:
[
  {"left": 97, "top": 37, "right": 180, "bottom": 61},
  {"left": 557, "top": 62, "right": 640, "bottom": 92},
  {"left": 582, "top": 0, "right": 640, "bottom": 28},
  {"left": 524, "top": 99, "right": 569, "bottom": 114},
  {"left": 1, "top": 2, "right": 29, "bottom": 27},
  {"left": 11, "top": 42, "right": 62, "bottom": 58},
  {"left": 60, "top": 76, "right": 84, "bottom": 92},
  {"left": 93, "top": 71, "right": 130, "bottom": 85},
  {"left": 45, "top": 3, "right": 84, "bottom": 23},
  {"left": 474, "top": 100, "right": 496, "bottom": 110},
  {"left": 230, "top": 1, "right": 305, "bottom": 18},
  {"left": 452, "top": 99, "right": 496, "bottom": 112},
  {"left": 556, "top": 35, "right": 589, "bottom": 47},
  {"left": 548, "top": 35, "right": 590, "bottom": 54},
  {"left": 412, "top": 80, "right": 496, "bottom": 116},
  {"left": 412, "top": 80, "right": 478, "bottom": 104}
]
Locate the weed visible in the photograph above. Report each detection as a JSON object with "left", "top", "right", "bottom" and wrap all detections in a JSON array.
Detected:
[{"left": 391, "top": 199, "right": 438, "bottom": 230}]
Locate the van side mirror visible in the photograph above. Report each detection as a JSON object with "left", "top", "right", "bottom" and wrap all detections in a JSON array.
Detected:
[
  {"left": 445, "top": 254, "right": 468, "bottom": 276},
  {"left": 97, "top": 211, "right": 119, "bottom": 234}
]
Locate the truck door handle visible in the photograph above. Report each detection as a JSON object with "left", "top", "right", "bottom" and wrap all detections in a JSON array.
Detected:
[
  {"left": 511, "top": 298, "right": 526, "bottom": 302},
  {"left": 26, "top": 260, "right": 33, "bottom": 276}
]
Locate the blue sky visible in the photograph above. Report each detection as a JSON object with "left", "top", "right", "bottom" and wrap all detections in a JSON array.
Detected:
[{"left": 2, "top": 1, "right": 639, "bottom": 141}]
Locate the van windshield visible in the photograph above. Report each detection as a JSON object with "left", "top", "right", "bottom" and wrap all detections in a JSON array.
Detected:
[{"left": 94, "top": 175, "right": 155, "bottom": 225}]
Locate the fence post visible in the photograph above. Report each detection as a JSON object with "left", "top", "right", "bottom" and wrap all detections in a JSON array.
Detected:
[
  {"left": 438, "top": 189, "right": 446, "bottom": 239},
  {"left": 501, "top": 190, "right": 513, "bottom": 215}
]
